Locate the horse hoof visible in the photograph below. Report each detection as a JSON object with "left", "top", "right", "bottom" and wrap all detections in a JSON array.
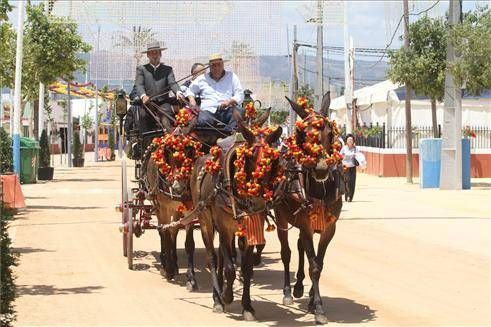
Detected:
[
  {"left": 186, "top": 281, "right": 198, "bottom": 292},
  {"left": 213, "top": 303, "right": 224, "bottom": 313},
  {"left": 293, "top": 284, "right": 304, "bottom": 298},
  {"left": 253, "top": 253, "right": 262, "bottom": 266},
  {"left": 243, "top": 310, "right": 256, "bottom": 321},
  {"left": 315, "top": 313, "right": 328, "bottom": 325},
  {"left": 221, "top": 291, "right": 234, "bottom": 305},
  {"left": 283, "top": 296, "right": 294, "bottom": 306}
]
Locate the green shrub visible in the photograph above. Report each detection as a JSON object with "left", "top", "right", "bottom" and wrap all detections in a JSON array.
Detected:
[
  {"left": 0, "top": 127, "right": 13, "bottom": 174},
  {"left": 39, "top": 129, "right": 50, "bottom": 167},
  {"left": 72, "top": 131, "right": 83, "bottom": 160},
  {"left": 0, "top": 208, "right": 17, "bottom": 326}
]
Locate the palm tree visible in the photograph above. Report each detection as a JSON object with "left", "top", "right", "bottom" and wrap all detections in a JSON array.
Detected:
[
  {"left": 225, "top": 41, "right": 255, "bottom": 74},
  {"left": 114, "top": 26, "right": 157, "bottom": 66}
]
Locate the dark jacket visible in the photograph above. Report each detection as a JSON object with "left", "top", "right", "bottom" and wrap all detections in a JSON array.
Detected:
[{"left": 134, "top": 63, "right": 180, "bottom": 104}]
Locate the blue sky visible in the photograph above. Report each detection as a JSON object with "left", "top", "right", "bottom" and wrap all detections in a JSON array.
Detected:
[
  {"left": 6, "top": 0, "right": 485, "bottom": 58},
  {"left": 280, "top": 0, "right": 484, "bottom": 56}
]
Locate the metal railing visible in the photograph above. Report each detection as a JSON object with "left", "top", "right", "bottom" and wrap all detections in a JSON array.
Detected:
[{"left": 340, "top": 123, "right": 491, "bottom": 149}]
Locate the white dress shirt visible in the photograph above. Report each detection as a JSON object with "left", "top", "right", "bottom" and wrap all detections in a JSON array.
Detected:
[
  {"left": 341, "top": 145, "right": 357, "bottom": 168},
  {"left": 185, "top": 71, "right": 244, "bottom": 113}
]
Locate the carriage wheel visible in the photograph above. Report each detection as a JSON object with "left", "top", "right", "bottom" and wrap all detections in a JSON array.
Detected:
[
  {"left": 122, "top": 160, "right": 128, "bottom": 257},
  {"left": 126, "top": 189, "right": 134, "bottom": 270}
]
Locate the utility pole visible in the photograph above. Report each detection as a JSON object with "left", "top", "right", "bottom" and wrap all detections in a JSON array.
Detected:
[
  {"left": 94, "top": 26, "right": 100, "bottom": 162},
  {"left": 67, "top": 83, "right": 72, "bottom": 167},
  {"left": 13, "top": 0, "right": 25, "bottom": 175},
  {"left": 38, "top": 0, "right": 50, "bottom": 140},
  {"left": 403, "top": 0, "right": 413, "bottom": 183},
  {"left": 315, "top": 0, "right": 324, "bottom": 110},
  {"left": 350, "top": 37, "right": 355, "bottom": 131},
  {"left": 440, "top": 0, "right": 463, "bottom": 190},
  {"left": 289, "top": 25, "right": 299, "bottom": 135},
  {"left": 38, "top": 83, "right": 45, "bottom": 139},
  {"left": 303, "top": 50, "right": 307, "bottom": 85},
  {"left": 344, "top": 3, "right": 352, "bottom": 134}
]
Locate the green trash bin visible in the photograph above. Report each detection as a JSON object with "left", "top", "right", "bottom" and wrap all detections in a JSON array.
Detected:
[{"left": 19, "top": 137, "right": 40, "bottom": 184}]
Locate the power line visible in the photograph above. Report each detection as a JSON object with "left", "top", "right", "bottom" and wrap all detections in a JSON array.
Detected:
[{"left": 369, "top": 0, "right": 441, "bottom": 69}]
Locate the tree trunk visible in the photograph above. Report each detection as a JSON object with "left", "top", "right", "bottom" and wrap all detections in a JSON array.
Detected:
[
  {"left": 405, "top": 86, "right": 413, "bottom": 183},
  {"left": 431, "top": 98, "right": 438, "bottom": 138},
  {"left": 33, "top": 100, "right": 39, "bottom": 140}
]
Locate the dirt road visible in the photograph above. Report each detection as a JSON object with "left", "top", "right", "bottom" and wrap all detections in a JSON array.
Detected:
[{"left": 11, "top": 159, "right": 490, "bottom": 326}]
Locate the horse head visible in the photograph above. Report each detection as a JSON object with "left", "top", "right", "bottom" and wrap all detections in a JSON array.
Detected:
[
  {"left": 234, "top": 118, "right": 283, "bottom": 208},
  {"left": 285, "top": 93, "right": 337, "bottom": 173}
]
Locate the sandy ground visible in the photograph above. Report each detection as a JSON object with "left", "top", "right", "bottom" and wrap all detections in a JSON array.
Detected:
[{"left": 10, "top": 156, "right": 491, "bottom": 326}]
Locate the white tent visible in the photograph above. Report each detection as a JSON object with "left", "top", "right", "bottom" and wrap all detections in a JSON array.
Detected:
[{"left": 330, "top": 80, "right": 491, "bottom": 129}]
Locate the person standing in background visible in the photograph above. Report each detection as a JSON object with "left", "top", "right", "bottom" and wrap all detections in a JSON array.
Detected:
[{"left": 341, "top": 134, "right": 358, "bottom": 202}]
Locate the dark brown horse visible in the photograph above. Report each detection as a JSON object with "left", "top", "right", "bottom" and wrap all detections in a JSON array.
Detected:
[
  {"left": 190, "top": 118, "right": 283, "bottom": 321},
  {"left": 274, "top": 93, "right": 344, "bottom": 324}
]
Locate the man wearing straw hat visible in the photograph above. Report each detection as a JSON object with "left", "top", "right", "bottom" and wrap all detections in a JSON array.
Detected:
[
  {"left": 185, "top": 53, "right": 244, "bottom": 132},
  {"left": 134, "top": 41, "right": 184, "bottom": 131}
]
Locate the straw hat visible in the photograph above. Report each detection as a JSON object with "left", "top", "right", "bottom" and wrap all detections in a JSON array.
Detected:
[{"left": 141, "top": 41, "right": 167, "bottom": 53}]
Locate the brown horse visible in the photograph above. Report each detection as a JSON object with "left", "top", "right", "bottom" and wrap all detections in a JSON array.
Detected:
[
  {"left": 143, "top": 132, "right": 200, "bottom": 290},
  {"left": 273, "top": 93, "right": 344, "bottom": 324},
  {"left": 190, "top": 118, "right": 283, "bottom": 321}
]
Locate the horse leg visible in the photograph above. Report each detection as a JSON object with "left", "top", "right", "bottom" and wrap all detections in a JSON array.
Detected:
[
  {"left": 217, "top": 241, "right": 224, "bottom": 292},
  {"left": 240, "top": 244, "right": 256, "bottom": 321},
  {"left": 158, "top": 229, "right": 166, "bottom": 269},
  {"left": 253, "top": 244, "right": 265, "bottom": 266},
  {"left": 200, "top": 212, "right": 223, "bottom": 313},
  {"left": 293, "top": 237, "right": 306, "bottom": 298},
  {"left": 300, "top": 230, "right": 327, "bottom": 324},
  {"left": 220, "top": 233, "right": 236, "bottom": 305},
  {"left": 231, "top": 235, "right": 238, "bottom": 266},
  {"left": 277, "top": 225, "right": 293, "bottom": 305},
  {"left": 163, "top": 228, "right": 178, "bottom": 280},
  {"left": 185, "top": 224, "right": 198, "bottom": 291}
]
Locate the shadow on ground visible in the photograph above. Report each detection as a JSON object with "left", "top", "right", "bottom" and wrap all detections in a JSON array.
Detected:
[
  {"left": 50, "top": 178, "right": 115, "bottom": 183},
  {"left": 27, "top": 205, "right": 104, "bottom": 211},
  {"left": 13, "top": 247, "right": 55, "bottom": 254},
  {"left": 17, "top": 284, "right": 104, "bottom": 296}
]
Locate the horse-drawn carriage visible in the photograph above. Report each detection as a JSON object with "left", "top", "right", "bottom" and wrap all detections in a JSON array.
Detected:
[{"left": 115, "top": 89, "right": 347, "bottom": 324}]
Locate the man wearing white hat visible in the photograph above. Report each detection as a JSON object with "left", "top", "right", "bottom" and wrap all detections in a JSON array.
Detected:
[
  {"left": 185, "top": 53, "right": 244, "bottom": 131},
  {"left": 134, "top": 41, "right": 184, "bottom": 131}
]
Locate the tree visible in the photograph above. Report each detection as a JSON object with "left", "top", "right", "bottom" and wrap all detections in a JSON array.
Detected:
[
  {"left": 387, "top": 16, "right": 447, "bottom": 138},
  {"left": 0, "top": 127, "right": 13, "bottom": 173},
  {"left": 114, "top": 25, "right": 157, "bottom": 66},
  {"left": 39, "top": 129, "right": 50, "bottom": 167},
  {"left": 0, "top": 1, "right": 15, "bottom": 88},
  {"left": 0, "top": 208, "right": 17, "bottom": 327},
  {"left": 297, "top": 84, "right": 315, "bottom": 105},
  {"left": 270, "top": 110, "right": 289, "bottom": 126},
  {"left": 450, "top": 5, "right": 491, "bottom": 95},
  {"left": 21, "top": 3, "right": 92, "bottom": 100}
]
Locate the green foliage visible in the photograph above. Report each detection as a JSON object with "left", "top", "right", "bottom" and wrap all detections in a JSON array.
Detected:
[
  {"left": 450, "top": 6, "right": 491, "bottom": 95},
  {"left": 44, "top": 94, "right": 53, "bottom": 123},
  {"left": 388, "top": 7, "right": 491, "bottom": 98},
  {"left": 297, "top": 84, "right": 314, "bottom": 104},
  {"left": 39, "top": 129, "right": 50, "bottom": 167},
  {"left": 0, "top": 21, "right": 16, "bottom": 88},
  {"left": 72, "top": 131, "right": 83, "bottom": 160},
  {"left": 81, "top": 106, "right": 94, "bottom": 131},
  {"left": 354, "top": 125, "right": 382, "bottom": 138},
  {"left": 2, "top": 4, "right": 91, "bottom": 100},
  {"left": 270, "top": 110, "right": 289, "bottom": 125},
  {"left": 0, "top": 208, "right": 18, "bottom": 326},
  {"left": 0, "top": 127, "right": 13, "bottom": 173},
  {"left": 387, "top": 16, "right": 447, "bottom": 101},
  {"left": 0, "top": 0, "right": 13, "bottom": 22},
  {"left": 108, "top": 128, "right": 115, "bottom": 157}
]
